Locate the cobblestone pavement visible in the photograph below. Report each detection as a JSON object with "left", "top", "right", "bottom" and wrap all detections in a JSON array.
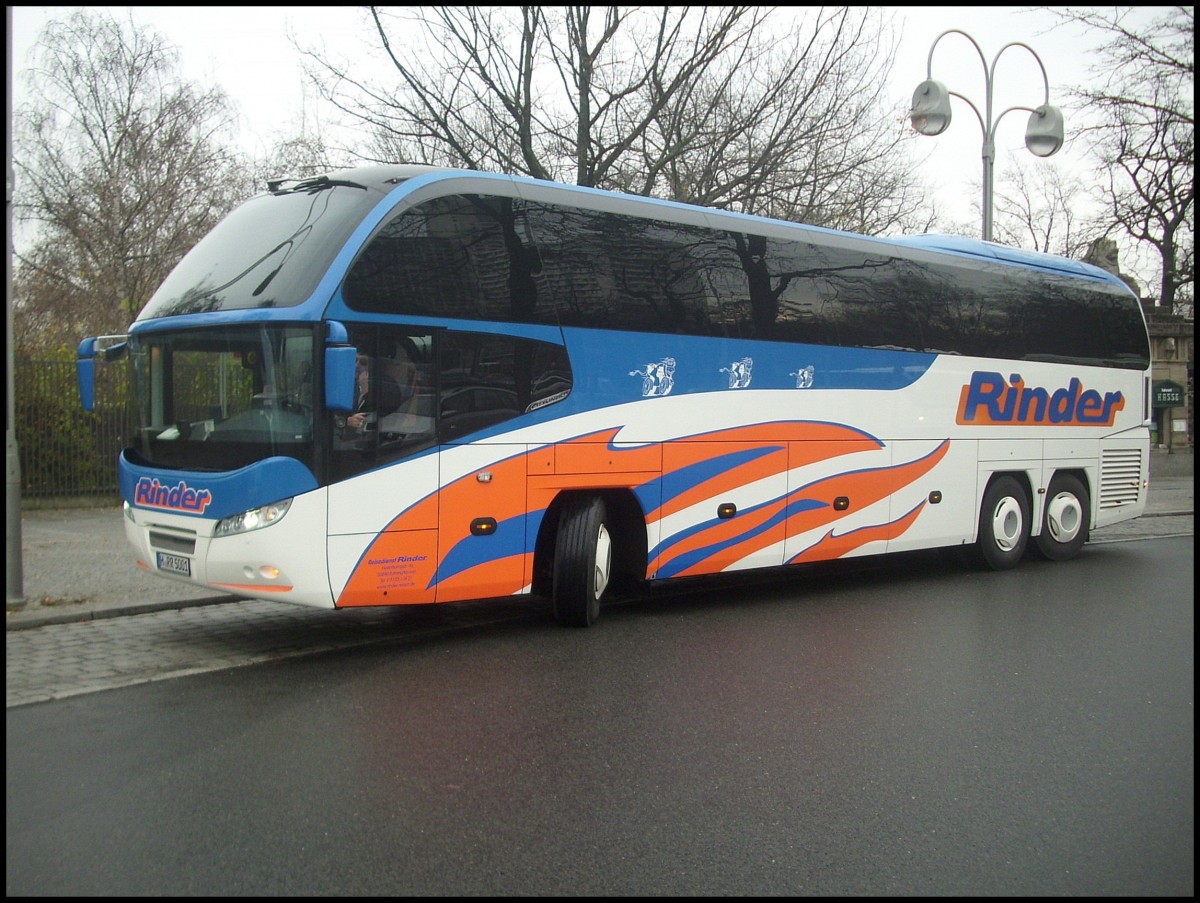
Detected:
[{"left": 5, "top": 594, "right": 545, "bottom": 708}]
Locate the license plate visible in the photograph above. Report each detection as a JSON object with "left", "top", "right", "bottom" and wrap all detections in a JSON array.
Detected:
[{"left": 156, "top": 551, "right": 192, "bottom": 577}]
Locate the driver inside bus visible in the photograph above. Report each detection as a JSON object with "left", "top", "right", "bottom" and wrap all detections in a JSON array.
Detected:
[
  {"left": 344, "top": 353, "right": 395, "bottom": 431},
  {"left": 376, "top": 354, "right": 431, "bottom": 440},
  {"left": 342, "top": 348, "right": 428, "bottom": 441}
]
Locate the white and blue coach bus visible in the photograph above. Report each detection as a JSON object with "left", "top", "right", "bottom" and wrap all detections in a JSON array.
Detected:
[{"left": 77, "top": 165, "right": 1152, "bottom": 626}]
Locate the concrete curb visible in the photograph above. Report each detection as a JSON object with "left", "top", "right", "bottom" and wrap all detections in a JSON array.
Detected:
[{"left": 7, "top": 594, "right": 232, "bottom": 631}]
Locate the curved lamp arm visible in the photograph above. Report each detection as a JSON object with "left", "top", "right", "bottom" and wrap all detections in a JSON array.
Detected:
[{"left": 908, "top": 29, "right": 1064, "bottom": 241}]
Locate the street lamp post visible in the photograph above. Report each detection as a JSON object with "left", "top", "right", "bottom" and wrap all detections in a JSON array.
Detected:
[{"left": 908, "top": 29, "right": 1064, "bottom": 242}]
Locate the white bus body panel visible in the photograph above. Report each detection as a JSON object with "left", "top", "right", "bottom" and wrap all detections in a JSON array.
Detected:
[{"left": 126, "top": 488, "right": 335, "bottom": 608}]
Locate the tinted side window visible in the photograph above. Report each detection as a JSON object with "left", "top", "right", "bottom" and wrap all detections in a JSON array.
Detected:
[
  {"left": 755, "top": 237, "right": 911, "bottom": 348},
  {"left": 343, "top": 194, "right": 553, "bottom": 323},
  {"left": 528, "top": 203, "right": 750, "bottom": 337},
  {"left": 438, "top": 332, "right": 572, "bottom": 442},
  {"left": 331, "top": 326, "right": 436, "bottom": 481},
  {"left": 760, "top": 236, "right": 1147, "bottom": 366},
  {"left": 997, "top": 274, "right": 1149, "bottom": 367},
  {"left": 344, "top": 190, "right": 1146, "bottom": 369}
]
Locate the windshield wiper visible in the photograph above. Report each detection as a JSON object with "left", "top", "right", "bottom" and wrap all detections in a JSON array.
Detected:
[{"left": 266, "top": 175, "right": 368, "bottom": 195}]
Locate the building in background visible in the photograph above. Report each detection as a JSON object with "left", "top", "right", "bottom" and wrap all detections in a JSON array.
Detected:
[
  {"left": 1083, "top": 238, "right": 1192, "bottom": 453},
  {"left": 1143, "top": 302, "right": 1193, "bottom": 453}
]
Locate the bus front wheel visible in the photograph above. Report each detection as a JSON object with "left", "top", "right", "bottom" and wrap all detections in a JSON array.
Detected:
[
  {"left": 1032, "top": 474, "right": 1089, "bottom": 561},
  {"left": 970, "top": 475, "right": 1030, "bottom": 570},
  {"left": 552, "top": 496, "right": 612, "bottom": 627}
]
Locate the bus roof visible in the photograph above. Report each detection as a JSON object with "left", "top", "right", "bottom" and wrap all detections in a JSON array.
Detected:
[{"left": 889, "top": 233, "right": 1127, "bottom": 287}]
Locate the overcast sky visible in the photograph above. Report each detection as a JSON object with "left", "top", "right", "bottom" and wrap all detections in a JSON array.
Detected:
[{"left": 7, "top": 6, "right": 1171, "bottom": 282}]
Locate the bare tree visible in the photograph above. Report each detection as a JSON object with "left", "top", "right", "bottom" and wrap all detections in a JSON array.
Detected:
[
  {"left": 991, "top": 160, "right": 1096, "bottom": 259},
  {"left": 1046, "top": 6, "right": 1193, "bottom": 311},
  {"left": 301, "top": 6, "right": 931, "bottom": 234},
  {"left": 252, "top": 133, "right": 348, "bottom": 189},
  {"left": 12, "top": 9, "right": 251, "bottom": 353}
]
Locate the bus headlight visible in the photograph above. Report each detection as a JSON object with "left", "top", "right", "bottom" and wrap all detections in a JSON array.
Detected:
[{"left": 215, "top": 498, "right": 293, "bottom": 537}]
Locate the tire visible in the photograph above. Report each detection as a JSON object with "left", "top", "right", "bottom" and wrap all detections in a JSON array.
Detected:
[
  {"left": 1032, "top": 474, "right": 1089, "bottom": 561},
  {"left": 969, "top": 475, "right": 1030, "bottom": 570},
  {"left": 552, "top": 496, "right": 612, "bottom": 627}
]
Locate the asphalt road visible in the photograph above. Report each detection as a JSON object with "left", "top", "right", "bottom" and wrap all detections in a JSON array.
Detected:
[{"left": 5, "top": 535, "right": 1194, "bottom": 896}]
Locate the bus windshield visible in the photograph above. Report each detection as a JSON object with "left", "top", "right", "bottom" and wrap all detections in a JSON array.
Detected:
[
  {"left": 130, "top": 325, "right": 317, "bottom": 473},
  {"left": 136, "top": 178, "right": 386, "bottom": 320}
]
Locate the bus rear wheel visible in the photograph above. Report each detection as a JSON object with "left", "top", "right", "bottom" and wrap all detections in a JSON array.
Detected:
[
  {"left": 552, "top": 496, "right": 612, "bottom": 627},
  {"left": 1032, "top": 474, "right": 1089, "bottom": 561},
  {"left": 969, "top": 475, "right": 1030, "bottom": 570}
]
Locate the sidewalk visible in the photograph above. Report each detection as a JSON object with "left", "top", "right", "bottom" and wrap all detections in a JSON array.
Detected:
[
  {"left": 7, "top": 506, "right": 231, "bottom": 630},
  {"left": 6, "top": 474, "right": 1193, "bottom": 631}
]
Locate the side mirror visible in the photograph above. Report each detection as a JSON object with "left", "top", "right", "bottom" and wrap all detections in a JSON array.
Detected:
[
  {"left": 76, "top": 337, "right": 98, "bottom": 412},
  {"left": 325, "top": 346, "right": 357, "bottom": 412}
]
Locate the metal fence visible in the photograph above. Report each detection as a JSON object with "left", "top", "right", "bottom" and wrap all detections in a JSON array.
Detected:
[{"left": 15, "top": 359, "right": 133, "bottom": 499}]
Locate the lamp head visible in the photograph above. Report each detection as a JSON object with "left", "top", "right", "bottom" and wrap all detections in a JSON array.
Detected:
[
  {"left": 909, "top": 79, "right": 953, "bottom": 136},
  {"left": 1025, "top": 104, "right": 1064, "bottom": 157}
]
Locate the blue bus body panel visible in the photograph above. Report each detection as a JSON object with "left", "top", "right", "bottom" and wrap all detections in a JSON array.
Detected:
[
  {"left": 120, "top": 452, "right": 319, "bottom": 520},
  {"left": 559, "top": 328, "right": 935, "bottom": 397}
]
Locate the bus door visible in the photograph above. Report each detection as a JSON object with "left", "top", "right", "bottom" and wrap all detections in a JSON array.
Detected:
[
  {"left": 434, "top": 443, "right": 530, "bottom": 603},
  {"left": 428, "top": 329, "right": 562, "bottom": 603}
]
